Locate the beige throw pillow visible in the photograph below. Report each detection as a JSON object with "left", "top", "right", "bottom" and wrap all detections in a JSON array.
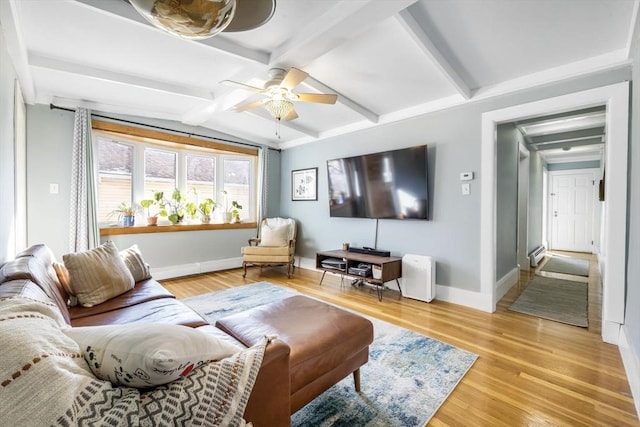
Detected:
[
  {"left": 64, "top": 323, "right": 240, "bottom": 388},
  {"left": 119, "top": 244, "right": 152, "bottom": 282},
  {"left": 259, "top": 224, "right": 289, "bottom": 247},
  {"left": 63, "top": 241, "right": 134, "bottom": 307}
]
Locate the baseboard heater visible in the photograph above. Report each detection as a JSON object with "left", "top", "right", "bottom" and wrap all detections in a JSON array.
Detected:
[{"left": 529, "top": 245, "right": 546, "bottom": 267}]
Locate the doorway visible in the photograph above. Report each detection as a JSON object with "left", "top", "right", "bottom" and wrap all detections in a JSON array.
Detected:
[{"left": 480, "top": 82, "right": 629, "bottom": 344}]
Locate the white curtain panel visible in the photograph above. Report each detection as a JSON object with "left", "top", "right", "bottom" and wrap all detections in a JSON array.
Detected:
[{"left": 69, "top": 108, "right": 99, "bottom": 252}]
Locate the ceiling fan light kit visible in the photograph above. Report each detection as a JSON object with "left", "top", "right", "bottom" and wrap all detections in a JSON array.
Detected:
[
  {"left": 129, "top": 0, "right": 236, "bottom": 39},
  {"left": 223, "top": 67, "right": 338, "bottom": 129},
  {"left": 264, "top": 99, "right": 294, "bottom": 121}
]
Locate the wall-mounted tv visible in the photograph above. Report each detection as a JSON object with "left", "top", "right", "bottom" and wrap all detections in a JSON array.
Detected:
[{"left": 327, "top": 145, "right": 428, "bottom": 220}]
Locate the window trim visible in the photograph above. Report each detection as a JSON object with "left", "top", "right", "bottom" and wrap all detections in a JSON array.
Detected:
[{"left": 93, "top": 120, "right": 259, "bottom": 234}]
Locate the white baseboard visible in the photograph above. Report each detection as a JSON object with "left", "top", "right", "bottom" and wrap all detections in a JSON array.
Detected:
[
  {"left": 496, "top": 267, "right": 520, "bottom": 302},
  {"left": 299, "top": 256, "right": 493, "bottom": 312},
  {"left": 601, "top": 319, "right": 621, "bottom": 344},
  {"left": 619, "top": 326, "right": 640, "bottom": 419},
  {"left": 435, "top": 285, "right": 494, "bottom": 312},
  {"left": 152, "top": 257, "right": 243, "bottom": 281}
]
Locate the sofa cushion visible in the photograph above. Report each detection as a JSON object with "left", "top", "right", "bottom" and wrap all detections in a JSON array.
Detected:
[
  {"left": 63, "top": 241, "right": 134, "bottom": 307},
  {"left": 68, "top": 279, "right": 175, "bottom": 320},
  {"left": 70, "top": 297, "right": 208, "bottom": 328},
  {"left": 119, "top": 244, "right": 152, "bottom": 282},
  {"left": 64, "top": 323, "right": 240, "bottom": 388}
]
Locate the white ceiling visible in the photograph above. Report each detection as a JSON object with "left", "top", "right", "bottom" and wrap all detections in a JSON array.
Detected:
[{"left": 2, "top": 0, "right": 638, "bottom": 149}]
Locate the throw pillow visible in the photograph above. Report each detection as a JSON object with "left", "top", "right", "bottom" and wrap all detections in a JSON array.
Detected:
[
  {"left": 52, "top": 261, "right": 78, "bottom": 307},
  {"left": 119, "top": 244, "right": 152, "bottom": 282},
  {"left": 259, "top": 224, "right": 289, "bottom": 247},
  {"left": 62, "top": 241, "right": 134, "bottom": 307},
  {"left": 63, "top": 323, "right": 240, "bottom": 388}
]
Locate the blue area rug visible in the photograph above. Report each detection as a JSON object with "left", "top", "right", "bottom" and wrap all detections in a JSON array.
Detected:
[{"left": 183, "top": 282, "right": 477, "bottom": 426}]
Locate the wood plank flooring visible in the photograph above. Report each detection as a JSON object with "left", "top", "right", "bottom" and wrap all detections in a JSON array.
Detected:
[{"left": 161, "top": 252, "right": 638, "bottom": 426}]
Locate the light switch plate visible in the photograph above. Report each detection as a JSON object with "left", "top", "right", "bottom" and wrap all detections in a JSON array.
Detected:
[
  {"left": 49, "top": 183, "right": 59, "bottom": 194},
  {"left": 462, "top": 183, "right": 470, "bottom": 195},
  {"left": 460, "top": 172, "right": 473, "bottom": 181}
]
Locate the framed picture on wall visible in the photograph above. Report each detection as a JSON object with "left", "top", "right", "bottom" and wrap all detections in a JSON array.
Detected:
[{"left": 292, "top": 167, "right": 318, "bottom": 201}]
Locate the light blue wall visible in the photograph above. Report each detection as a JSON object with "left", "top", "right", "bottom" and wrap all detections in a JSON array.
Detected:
[
  {"left": 624, "top": 26, "right": 640, "bottom": 380},
  {"left": 547, "top": 160, "right": 600, "bottom": 171},
  {"left": 25, "top": 105, "right": 279, "bottom": 268},
  {"left": 496, "top": 123, "right": 519, "bottom": 279},
  {"left": 280, "top": 68, "right": 630, "bottom": 293},
  {"left": 0, "top": 29, "right": 18, "bottom": 261},
  {"left": 528, "top": 151, "right": 546, "bottom": 254}
]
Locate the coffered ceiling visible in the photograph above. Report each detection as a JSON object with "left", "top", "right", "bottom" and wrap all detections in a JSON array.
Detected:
[{"left": 1, "top": 0, "right": 638, "bottom": 149}]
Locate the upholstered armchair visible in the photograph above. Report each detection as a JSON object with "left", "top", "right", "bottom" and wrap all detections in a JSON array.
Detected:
[{"left": 242, "top": 217, "right": 297, "bottom": 278}]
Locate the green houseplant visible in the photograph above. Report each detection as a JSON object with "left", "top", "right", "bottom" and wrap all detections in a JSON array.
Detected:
[
  {"left": 230, "top": 200, "right": 243, "bottom": 223},
  {"left": 140, "top": 192, "right": 163, "bottom": 226},
  {"left": 108, "top": 202, "right": 138, "bottom": 227},
  {"left": 198, "top": 198, "right": 217, "bottom": 224},
  {"left": 157, "top": 189, "right": 190, "bottom": 224}
]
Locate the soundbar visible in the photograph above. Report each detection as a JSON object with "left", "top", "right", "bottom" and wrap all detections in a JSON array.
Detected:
[{"left": 347, "top": 246, "right": 391, "bottom": 257}]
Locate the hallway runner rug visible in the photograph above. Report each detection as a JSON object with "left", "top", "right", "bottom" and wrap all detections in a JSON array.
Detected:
[
  {"left": 509, "top": 276, "right": 588, "bottom": 327},
  {"left": 540, "top": 255, "right": 589, "bottom": 277},
  {"left": 183, "top": 282, "right": 478, "bottom": 427}
]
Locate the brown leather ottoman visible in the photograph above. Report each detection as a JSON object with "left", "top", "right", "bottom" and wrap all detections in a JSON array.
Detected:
[{"left": 215, "top": 295, "right": 374, "bottom": 415}]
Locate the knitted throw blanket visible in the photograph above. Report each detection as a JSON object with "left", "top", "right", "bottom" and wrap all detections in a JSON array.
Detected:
[{"left": 0, "top": 297, "right": 266, "bottom": 426}]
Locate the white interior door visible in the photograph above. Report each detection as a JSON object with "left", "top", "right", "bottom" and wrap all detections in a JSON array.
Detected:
[{"left": 549, "top": 170, "right": 595, "bottom": 252}]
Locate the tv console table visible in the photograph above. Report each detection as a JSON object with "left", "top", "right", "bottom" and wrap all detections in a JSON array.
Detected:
[{"left": 316, "top": 249, "right": 402, "bottom": 301}]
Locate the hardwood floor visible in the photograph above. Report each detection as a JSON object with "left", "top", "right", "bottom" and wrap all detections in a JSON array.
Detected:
[{"left": 161, "top": 255, "right": 639, "bottom": 426}]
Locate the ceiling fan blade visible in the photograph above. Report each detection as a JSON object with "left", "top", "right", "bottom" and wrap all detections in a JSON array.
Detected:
[
  {"left": 283, "top": 108, "right": 299, "bottom": 121},
  {"left": 295, "top": 93, "right": 338, "bottom": 104},
  {"left": 220, "top": 80, "right": 265, "bottom": 93},
  {"left": 233, "top": 99, "right": 265, "bottom": 112},
  {"left": 280, "top": 68, "right": 308, "bottom": 91}
]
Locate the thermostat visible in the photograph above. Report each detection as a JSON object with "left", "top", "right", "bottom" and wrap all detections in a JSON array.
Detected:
[{"left": 460, "top": 172, "right": 474, "bottom": 181}]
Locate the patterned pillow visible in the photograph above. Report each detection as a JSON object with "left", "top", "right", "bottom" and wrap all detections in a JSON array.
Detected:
[
  {"left": 119, "top": 244, "right": 152, "bottom": 282},
  {"left": 63, "top": 323, "right": 241, "bottom": 388},
  {"left": 62, "top": 241, "right": 134, "bottom": 307}
]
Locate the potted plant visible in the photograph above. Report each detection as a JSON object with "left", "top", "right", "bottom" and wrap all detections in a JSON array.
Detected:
[
  {"left": 157, "top": 188, "right": 189, "bottom": 225},
  {"left": 220, "top": 190, "right": 232, "bottom": 223},
  {"left": 108, "top": 202, "right": 138, "bottom": 227},
  {"left": 230, "top": 200, "right": 243, "bottom": 223},
  {"left": 140, "top": 192, "right": 163, "bottom": 226},
  {"left": 198, "top": 198, "right": 217, "bottom": 224}
]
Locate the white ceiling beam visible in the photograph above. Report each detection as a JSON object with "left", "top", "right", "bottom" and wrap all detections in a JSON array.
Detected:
[
  {"left": 269, "top": 0, "right": 418, "bottom": 67},
  {"left": 30, "top": 54, "right": 214, "bottom": 102},
  {"left": 0, "top": 0, "right": 36, "bottom": 103},
  {"left": 396, "top": 9, "right": 472, "bottom": 100},
  {"left": 303, "top": 76, "right": 378, "bottom": 123},
  {"left": 72, "top": 0, "right": 269, "bottom": 64}
]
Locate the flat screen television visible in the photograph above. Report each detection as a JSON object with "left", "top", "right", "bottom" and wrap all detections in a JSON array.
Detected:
[{"left": 327, "top": 145, "right": 428, "bottom": 220}]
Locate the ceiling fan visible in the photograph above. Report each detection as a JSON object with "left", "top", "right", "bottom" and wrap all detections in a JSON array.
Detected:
[{"left": 221, "top": 68, "right": 338, "bottom": 121}]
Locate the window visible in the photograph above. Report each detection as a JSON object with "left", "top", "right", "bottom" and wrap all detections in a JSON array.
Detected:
[
  {"left": 97, "top": 138, "right": 133, "bottom": 222},
  {"left": 93, "top": 121, "right": 258, "bottom": 226}
]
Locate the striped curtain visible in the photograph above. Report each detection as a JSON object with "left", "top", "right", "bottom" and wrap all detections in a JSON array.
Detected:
[
  {"left": 257, "top": 146, "right": 269, "bottom": 223},
  {"left": 69, "top": 108, "right": 99, "bottom": 252}
]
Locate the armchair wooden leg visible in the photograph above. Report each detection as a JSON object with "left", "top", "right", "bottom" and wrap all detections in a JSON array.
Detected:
[{"left": 242, "top": 262, "right": 247, "bottom": 278}]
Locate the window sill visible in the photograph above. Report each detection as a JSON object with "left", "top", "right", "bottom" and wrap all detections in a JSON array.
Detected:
[{"left": 100, "top": 221, "right": 257, "bottom": 236}]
